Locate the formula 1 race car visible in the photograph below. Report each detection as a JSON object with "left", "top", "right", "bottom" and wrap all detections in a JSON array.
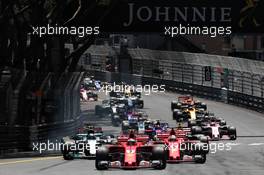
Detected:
[
  {"left": 144, "top": 120, "right": 170, "bottom": 139},
  {"left": 86, "top": 91, "right": 98, "bottom": 101},
  {"left": 121, "top": 113, "right": 139, "bottom": 133},
  {"left": 82, "top": 77, "right": 101, "bottom": 91},
  {"left": 156, "top": 128, "right": 209, "bottom": 163},
  {"left": 78, "top": 123, "right": 103, "bottom": 136},
  {"left": 61, "top": 134, "right": 101, "bottom": 160},
  {"left": 95, "top": 98, "right": 127, "bottom": 118},
  {"left": 191, "top": 120, "right": 237, "bottom": 140},
  {"left": 80, "top": 88, "right": 98, "bottom": 101},
  {"left": 171, "top": 95, "right": 194, "bottom": 111},
  {"left": 110, "top": 90, "right": 144, "bottom": 109},
  {"left": 121, "top": 112, "right": 149, "bottom": 134},
  {"left": 172, "top": 107, "right": 200, "bottom": 127},
  {"left": 95, "top": 131, "right": 167, "bottom": 170},
  {"left": 95, "top": 100, "right": 112, "bottom": 117},
  {"left": 172, "top": 109, "right": 189, "bottom": 121},
  {"left": 110, "top": 100, "right": 129, "bottom": 126},
  {"left": 171, "top": 96, "right": 207, "bottom": 111},
  {"left": 129, "top": 95, "right": 144, "bottom": 109},
  {"left": 109, "top": 90, "right": 124, "bottom": 98}
]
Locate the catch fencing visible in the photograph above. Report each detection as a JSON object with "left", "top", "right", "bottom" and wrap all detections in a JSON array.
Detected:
[
  {"left": 87, "top": 48, "right": 264, "bottom": 112},
  {"left": 129, "top": 49, "right": 264, "bottom": 112}
]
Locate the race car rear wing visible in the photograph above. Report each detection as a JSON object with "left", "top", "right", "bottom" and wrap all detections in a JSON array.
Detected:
[
  {"left": 157, "top": 128, "right": 191, "bottom": 140},
  {"left": 118, "top": 130, "right": 149, "bottom": 143}
]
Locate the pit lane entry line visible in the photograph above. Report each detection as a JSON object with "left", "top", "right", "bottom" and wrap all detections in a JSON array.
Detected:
[{"left": 0, "top": 156, "right": 62, "bottom": 166}]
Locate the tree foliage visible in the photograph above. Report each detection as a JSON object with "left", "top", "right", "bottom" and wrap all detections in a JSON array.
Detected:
[{"left": 0, "top": 0, "right": 115, "bottom": 72}]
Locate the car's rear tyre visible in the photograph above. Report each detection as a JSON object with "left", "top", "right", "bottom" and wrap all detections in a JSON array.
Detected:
[
  {"left": 228, "top": 126, "right": 237, "bottom": 140},
  {"left": 205, "top": 128, "right": 213, "bottom": 138},
  {"left": 230, "top": 135, "right": 236, "bottom": 140},
  {"left": 201, "top": 103, "right": 207, "bottom": 111},
  {"left": 173, "top": 109, "right": 181, "bottom": 120},
  {"left": 112, "top": 115, "right": 120, "bottom": 127},
  {"left": 171, "top": 101, "right": 177, "bottom": 111},
  {"left": 194, "top": 154, "right": 206, "bottom": 164},
  {"left": 191, "top": 126, "right": 202, "bottom": 135},
  {"left": 139, "top": 101, "right": 144, "bottom": 108},
  {"left": 199, "top": 136, "right": 209, "bottom": 143},
  {"left": 154, "top": 158, "right": 166, "bottom": 170},
  {"left": 63, "top": 153, "right": 73, "bottom": 160},
  {"left": 95, "top": 159, "right": 108, "bottom": 170}
]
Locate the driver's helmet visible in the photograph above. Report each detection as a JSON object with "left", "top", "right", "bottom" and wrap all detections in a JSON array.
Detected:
[
  {"left": 211, "top": 117, "right": 216, "bottom": 122},
  {"left": 153, "top": 135, "right": 159, "bottom": 141},
  {"left": 169, "top": 135, "right": 177, "bottom": 141},
  {"left": 177, "top": 122, "right": 183, "bottom": 129},
  {"left": 127, "top": 138, "right": 136, "bottom": 146},
  {"left": 210, "top": 122, "right": 216, "bottom": 126},
  {"left": 110, "top": 100, "right": 115, "bottom": 105},
  {"left": 155, "top": 120, "right": 161, "bottom": 126}
]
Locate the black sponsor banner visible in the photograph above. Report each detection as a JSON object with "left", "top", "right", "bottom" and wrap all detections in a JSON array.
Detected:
[{"left": 79, "top": 0, "right": 264, "bottom": 33}]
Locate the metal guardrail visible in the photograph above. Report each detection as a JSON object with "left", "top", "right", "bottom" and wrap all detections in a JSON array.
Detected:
[
  {"left": 131, "top": 59, "right": 264, "bottom": 98},
  {"left": 0, "top": 115, "right": 85, "bottom": 154},
  {"left": 87, "top": 70, "right": 264, "bottom": 113},
  {"left": 84, "top": 45, "right": 264, "bottom": 112},
  {"left": 228, "top": 92, "right": 264, "bottom": 113},
  {"left": 127, "top": 49, "right": 264, "bottom": 112},
  {"left": 0, "top": 125, "right": 30, "bottom": 153}
]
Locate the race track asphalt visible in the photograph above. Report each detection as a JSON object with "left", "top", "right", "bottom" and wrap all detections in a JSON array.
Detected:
[{"left": 0, "top": 91, "right": 264, "bottom": 175}]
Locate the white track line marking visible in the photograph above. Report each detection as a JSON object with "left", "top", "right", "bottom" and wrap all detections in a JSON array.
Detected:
[
  {"left": 226, "top": 143, "right": 242, "bottom": 146},
  {"left": 248, "top": 143, "right": 264, "bottom": 146}
]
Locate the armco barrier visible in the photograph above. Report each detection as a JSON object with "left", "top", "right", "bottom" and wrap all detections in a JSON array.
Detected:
[
  {"left": 88, "top": 70, "right": 264, "bottom": 113},
  {"left": 143, "top": 76, "right": 264, "bottom": 112},
  {"left": 85, "top": 46, "right": 264, "bottom": 111},
  {"left": 0, "top": 125, "right": 30, "bottom": 153},
  {"left": 228, "top": 91, "right": 264, "bottom": 112},
  {"left": 0, "top": 114, "right": 85, "bottom": 154}
]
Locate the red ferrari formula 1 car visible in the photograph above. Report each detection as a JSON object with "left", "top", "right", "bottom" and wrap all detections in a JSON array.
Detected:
[
  {"left": 95, "top": 131, "right": 167, "bottom": 170},
  {"left": 156, "top": 128, "right": 209, "bottom": 163}
]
